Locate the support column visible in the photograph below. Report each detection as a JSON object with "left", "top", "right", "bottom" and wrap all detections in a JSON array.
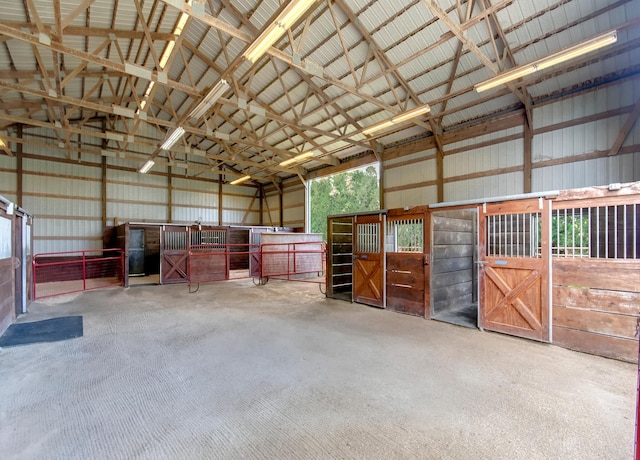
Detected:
[
  {"left": 218, "top": 176, "right": 223, "bottom": 226},
  {"left": 259, "top": 185, "right": 264, "bottom": 226},
  {"left": 167, "top": 166, "right": 173, "bottom": 222},
  {"left": 16, "top": 125, "right": 23, "bottom": 207},
  {"left": 279, "top": 188, "right": 284, "bottom": 228},
  {"left": 101, "top": 156, "right": 107, "bottom": 229},
  {"left": 523, "top": 98, "right": 533, "bottom": 194}
]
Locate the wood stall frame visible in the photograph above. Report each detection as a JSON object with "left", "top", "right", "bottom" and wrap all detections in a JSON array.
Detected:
[
  {"left": 0, "top": 195, "right": 33, "bottom": 336},
  {"left": 328, "top": 182, "right": 639, "bottom": 363}
]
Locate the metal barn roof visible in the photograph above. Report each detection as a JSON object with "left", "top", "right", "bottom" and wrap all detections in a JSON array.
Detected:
[{"left": 0, "top": 0, "right": 637, "bottom": 184}]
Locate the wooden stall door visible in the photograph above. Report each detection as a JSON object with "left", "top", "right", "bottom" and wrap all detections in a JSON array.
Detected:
[
  {"left": 479, "top": 199, "right": 550, "bottom": 342},
  {"left": 353, "top": 214, "right": 384, "bottom": 308},
  {"left": 160, "top": 227, "right": 189, "bottom": 284}
]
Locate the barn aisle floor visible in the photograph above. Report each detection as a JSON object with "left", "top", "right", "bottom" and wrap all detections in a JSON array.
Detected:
[{"left": 0, "top": 279, "right": 635, "bottom": 459}]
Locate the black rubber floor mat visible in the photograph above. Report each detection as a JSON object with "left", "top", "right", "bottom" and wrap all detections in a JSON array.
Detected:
[{"left": 0, "top": 316, "right": 83, "bottom": 347}]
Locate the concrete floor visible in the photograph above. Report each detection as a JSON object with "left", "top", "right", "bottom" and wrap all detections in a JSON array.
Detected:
[{"left": 0, "top": 279, "right": 636, "bottom": 459}]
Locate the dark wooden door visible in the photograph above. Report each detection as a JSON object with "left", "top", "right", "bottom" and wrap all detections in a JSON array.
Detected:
[
  {"left": 353, "top": 213, "right": 384, "bottom": 308},
  {"left": 160, "top": 227, "right": 189, "bottom": 284},
  {"left": 479, "top": 199, "right": 550, "bottom": 342},
  {"left": 385, "top": 212, "right": 429, "bottom": 317},
  {"left": 129, "top": 229, "right": 145, "bottom": 275}
]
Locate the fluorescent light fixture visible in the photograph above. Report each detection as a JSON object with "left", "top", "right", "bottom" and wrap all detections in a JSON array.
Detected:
[
  {"left": 244, "top": 0, "right": 319, "bottom": 63},
  {"left": 362, "top": 120, "right": 393, "bottom": 136},
  {"left": 139, "top": 159, "right": 155, "bottom": 174},
  {"left": 161, "top": 126, "right": 185, "bottom": 150},
  {"left": 230, "top": 175, "right": 251, "bottom": 185},
  {"left": 0, "top": 138, "right": 5, "bottom": 148},
  {"left": 475, "top": 31, "right": 617, "bottom": 93},
  {"left": 362, "top": 104, "right": 431, "bottom": 136},
  {"left": 188, "top": 79, "right": 230, "bottom": 120},
  {"left": 279, "top": 151, "right": 314, "bottom": 166},
  {"left": 391, "top": 104, "right": 431, "bottom": 124}
]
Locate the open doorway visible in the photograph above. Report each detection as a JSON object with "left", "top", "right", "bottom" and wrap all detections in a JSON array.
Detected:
[{"left": 430, "top": 208, "right": 478, "bottom": 328}]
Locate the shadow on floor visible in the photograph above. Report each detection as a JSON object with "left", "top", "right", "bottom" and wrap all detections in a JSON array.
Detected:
[{"left": 432, "top": 304, "right": 478, "bottom": 329}]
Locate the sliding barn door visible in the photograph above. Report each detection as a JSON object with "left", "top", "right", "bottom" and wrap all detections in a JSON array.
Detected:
[
  {"left": 479, "top": 199, "right": 550, "bottom": 342},
  {"left": 353, "top": 214, "right": 384, "bottom": 308}
]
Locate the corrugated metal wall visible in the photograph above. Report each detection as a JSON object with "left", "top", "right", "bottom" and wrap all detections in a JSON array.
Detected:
[
  {"left": 1, "top": 126, "right": 266, "bottom": 253},
  {"left": 384, "top": 150, "right": 438, "bottom": 209},
  {"left": 220, "top": 183, "right": 260, "bottom": 226},
  {"left": 383, "top": 78, "right": 639, "bottom": 208},
  {"left": 263, "top": 178, "right": 306, "bottom": 228},
  {"left": 171, "top": 174, "right": 218, "bottom": 224},
  {"left": 532, "top": 80, "right": 640, "bottom": 191}
]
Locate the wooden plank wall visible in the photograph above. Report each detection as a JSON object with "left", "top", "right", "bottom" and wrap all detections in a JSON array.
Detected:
[
  {"left": 431, "top": 209, "right": 476, "bottom": 314},
  {"left": 552, "top": 258, "right": 640, "bottom": 362},
  {"left": 386, "top": 253, "right": 425, "bottom": 316}
]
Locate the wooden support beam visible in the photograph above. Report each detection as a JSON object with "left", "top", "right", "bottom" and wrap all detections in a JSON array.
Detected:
[
  {"left": 17, "top": 125, "right": 23, "bottom": 207},
  {"left": 218, "top": 173, "right": 223, "bottom": 226},
  {"left": 279, "top": 187, "right": 284, "bottom": 228},
  {"left": 167, "top": 166, "right": 173, "bottom": 222},
  {"left": 523, "top": 97, "right": 533, "bottom": 193},
  {"left": 101, "top": 156, "right": 107, "bottom": 229},
  {"left": 608, "top": 97, "right": 640, "bottom": 156},
  {"left": 259, "top": 185, "right": 264, "bottom": 226}
]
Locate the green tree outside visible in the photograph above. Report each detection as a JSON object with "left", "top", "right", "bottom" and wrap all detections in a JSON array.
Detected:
[{"left": 309, "top": 165, "right": 380, "bottom": 240}]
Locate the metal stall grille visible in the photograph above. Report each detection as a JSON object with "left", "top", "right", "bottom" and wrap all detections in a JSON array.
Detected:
[
  {"left": 191, "top": 230, "right": 226, "bottom": 248},
  {"left": 327, "top": 217, "right": 353, "bottom": 300},
  {"left": 164, "top": 230, "right": 187, "bottom": 250},
  {"left": 356, "top": 223, "right": 380, "bottom": 253},
  {"left": 386, "top": 219, "right": 423, "bottom": 252},
  {"left": 486, "top": 213, "right": 541, "bottom": 258},
  {"left": 552, "top": 204, "right": 639, "bottom": 259}
]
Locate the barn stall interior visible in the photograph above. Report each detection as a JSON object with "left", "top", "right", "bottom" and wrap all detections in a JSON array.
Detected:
[{"left": 327, "top": 183, "right": 639, "bottom": 363}]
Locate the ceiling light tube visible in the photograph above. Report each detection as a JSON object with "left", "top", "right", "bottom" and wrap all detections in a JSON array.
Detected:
[
  {"left": 362, "top": 120, "right": 394, "bottom": 136},
  {"left": 189, "top": 79, "right": 230, "bottom": 119},
  {"left": 279, "top": 151, "right": 314, "bottom": 166},
  {"left": 474, "top": 65, "right": 537, "bottom": 93},
  {"left": 535, "top": 31, "right": 617, "bottom": 71},
  {"left": 391, "top": 104, "right": 431, "bottom": 124},
  {"left": 138, "top": 159, "right": 155, "bottom": 174},
  {"left": 475, "top": 30, "right": 617, "bottom": 93},
  {"left": 230, "top": 175, "right": 251, "bottom": 185},
  {"left": 244, "top": 0, "right": 319, "bottom": 63},
  {"left": 161, "top": 126, "right": 185, "bottom": 150}
]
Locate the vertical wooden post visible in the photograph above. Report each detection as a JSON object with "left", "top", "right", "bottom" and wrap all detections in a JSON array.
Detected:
[
  {"left": 259, "top": 185, "right": 264, "bottom": 226},
  {"left": 101, "top": 156, "right": 107, "bottom": 229},
  {"left": 523, "top": 123, "right": 532, "bottom": 193},
  {"left": 218, "top": 176, "right": 223, "bottom": 226},
  {"left": 523, "top": 98, "right": 533, "bottom": 194},
  {"left": 16, "top": 125, "right": 23, "bottom": 207},
  {"left": 167, "top": 166, "right": 173, "bottom": 222},
  {"left": 378, "top": 160, "right": 385, "bottom": 210},
  {"left": 279, "top": 188, "right": 284, "bottom": 228},
  {"left": 436, "top": 151, "right": 444, "bottom": 203}
]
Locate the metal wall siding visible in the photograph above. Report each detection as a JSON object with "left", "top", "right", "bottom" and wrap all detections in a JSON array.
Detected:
[
  {"left": 384, "top": 158, "right": 437, "bottom": 188},
  {"left": 385, "top": 186, "right": 437, "bottom": 210},
  {"left": 444, "top": 172, "right": 523, "bottom": 202}
]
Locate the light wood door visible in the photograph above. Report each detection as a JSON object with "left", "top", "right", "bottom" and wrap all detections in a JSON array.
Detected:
[
  {"left": 353, "top": 214, "right": 384, "bottom": 308},
  {"left": 479, "top": 199, "right": 550, "bottom": 342}
]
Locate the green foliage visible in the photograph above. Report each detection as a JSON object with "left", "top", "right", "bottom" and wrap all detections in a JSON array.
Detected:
[
  {"left": 310, "top": 166, "right": 380, "bottom": 240},
  {"left": 551, "top": 210, "right": 590, "bottom": 256}
]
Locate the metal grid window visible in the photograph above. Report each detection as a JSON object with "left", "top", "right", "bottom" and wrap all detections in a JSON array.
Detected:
[
  {"left": 552, "top": 204, "right": 639, "bottom": 259},
  {"left": 486, "top": 213, "right": 541, "bottom": 258},
  {"left": 191, "top": 230, "right": 226, "bottom": 248},
  {"left": 386, "top": 219, "right": 423, "bottom": 253},
  {"left": 356, "top": 223, "right": 380, "bottom": 253},
  {"left": 164, "top": 231, "right": 187, "bottom": 251}
]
